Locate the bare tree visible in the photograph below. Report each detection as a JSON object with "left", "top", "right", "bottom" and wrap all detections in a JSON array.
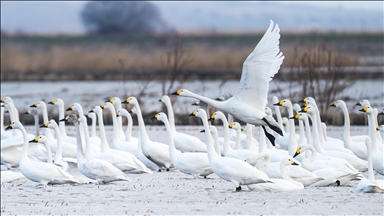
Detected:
[{"left": 81, "top": 1, "right": 164, "bottom": 35}]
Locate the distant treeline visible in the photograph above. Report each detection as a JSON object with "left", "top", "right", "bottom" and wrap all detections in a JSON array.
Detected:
[{"left": 1, "top": 32, "right": 383, "bottom": 82}]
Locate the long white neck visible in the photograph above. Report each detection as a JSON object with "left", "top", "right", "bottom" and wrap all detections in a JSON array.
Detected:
[
  {"left": 96, "top": 110, "right": 111, "bottom": 152},
  {"left": 33, "top": 113, "right": 40, "bottom": 136},
  {"left": 373, "top": 108, "right": 383, "bottom": 144},
  {"left": 245, "top": 124, "right": 256, "bottom": 150},
  {"left": 39, "top": 104, "right": 54, "bottom": 140},
  {"left": 18, "top": 125, "right": 29, "bottom": 161},
  {"left": 307, "top": 112, "right": 325, "bottom": 153},
  {"left": 185, "top": 91, "right": 223, "bottom": 111},
  {"left": 302, "top": 145, "right": 318, "bottom": 164},
  {"left": 164, "top": 98, "right": 176, "bottom": 132},
  {"left": 227, "top": 114, "right": 234, "bottom": 124},
  {"left": 106, "top": 105, "right": 120, "bottom": 145},
  {"left": 75, "top": 121, "right": 86, "bottom": 162},
  {"left": 7, "top": 103, "right": 22, "bottom": 137},
  {"left": 210, "top": 127, "right": 221, "bottom": 155},
  {"left": 285, "top": 102, "right": 298, "bottom": 156},
  {"left": 90, "top": 114, "right": 97, "bottom": 138},
  {"left": 57, "top": 102, "right": 67, "bottom": 137},
  {"left": 119, "top": 109, "right": 133, "bottom": 142},
  {"left": 162, "top": 117, "right": 179, "bottom": 159},
  {"left": 298, "top": 120, "right": 305, "bottom": 146},
  {"left": 133, "top": 103, "right": 151, "bottom": 142},
  {"left": 52, "top": 124, "right": 63, "bottom": 162},
  {"left": 280, "top": 162, "right": 301, "bottom": 187},
  {"left": 219, "top": 116, "right": 233, "bottom": 155},
  {"left": 274, "top": 106, "right": 285, "bottom": 134},
  {"left": 367, "top": 111, "right": 379, "bottom": 153},
  {"left": 366, "top": 139, "right": 375, "bottom": 181},
  {"left": 81, "top": 115, "right": 92, "bottom": 154},
  {"left": 255, "top": 152, "right": 271, "bottom": 170},
  {"left": 339, "top": 102, "right": 352, "bottom": 145},
  {"left": 200, "top": 115, "right": 220, "bottom": 161},
  {"left": 42, "top": 139, "right": 53, "bottom": 164},
  {"left": 113, "top": 102, "right": 125, "bottom": 138},
  {"left": 312, "top": 103, "right": 327, "bottom": 143},
  {"left": 234, "top": 127, "right": 242, "bottom": 149}
]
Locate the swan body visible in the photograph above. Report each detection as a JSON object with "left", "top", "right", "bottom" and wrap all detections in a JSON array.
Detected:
[
  {"left": 359, "top": 106, "right": 384, "bottom": 175},
  {"left": 210, "top": 111, "right": 261, "bottom": 166},
  {"left": 1, "top": 170, "right": 29, "bottom": 184},
  {"left": 123, "top": 97, "right": 172, "bottom": 171},
  {"left": 6, "top": 121, "right": 80, "bottom": 186},
  {"left": 191, "top": 109, "right": 271, "bottom": 191},
  {"left": 330, "top": 100, "right": 368, "bottom": 160},
  {"left": 301, "top": 105, "right": 368, "bottom": 172},
  {"left": 256, "top": 153, "right": 324, "bottom": 187},
  {"left": 62, "top": 114, "right": 131, "bottom": 184},
  {"left": 160, "top": 95, "right": 207, "bottom": 152},
  {"left": 247, "top": 158, "right": 304, "bottom": 191},
  {"left": 116, "top": 108, "right": 159, "bottom": 171},
  {"left": 173, "top": 20, "right": 284, "bottom": 139},
  {"left": 93, "top": 105, "right": 152, "bottom": 174},
  {"left": 153, "top": 112, "right": 213, "bottom": 178}
]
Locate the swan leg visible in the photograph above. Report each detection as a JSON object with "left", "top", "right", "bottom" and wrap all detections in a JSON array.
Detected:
[
  {"left": 262, "top": 126, "right": 276, "bottom": 146},
  {"left": 262, "top": 117, "right": 283, "bottom": 136},
  {"left": 236, "top": 186, "right": 242, "bottom": 191}
]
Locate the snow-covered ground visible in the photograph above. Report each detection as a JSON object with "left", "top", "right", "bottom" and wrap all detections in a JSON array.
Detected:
[{"left": 1, "top": 79, "right": 383, "bottom": 117}]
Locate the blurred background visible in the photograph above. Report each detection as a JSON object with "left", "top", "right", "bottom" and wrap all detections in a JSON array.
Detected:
[{"left": 1, "top": 1, "right": 383, "bottom": 125}]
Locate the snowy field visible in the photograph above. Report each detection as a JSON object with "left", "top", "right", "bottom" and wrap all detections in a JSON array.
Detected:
[
  {"left": 1, "top": 79, "right": 383, "bottom": 117},
  {"left": 1, "top": 80, "right": 384, "bottom": 215},
  {"left": 1, "top": 125, "right": 383, "bottom": 215}
]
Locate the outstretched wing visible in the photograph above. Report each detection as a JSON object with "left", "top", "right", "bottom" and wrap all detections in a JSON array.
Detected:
[{"left": 234, "top": 20, "right": 284, "bottom": 110}]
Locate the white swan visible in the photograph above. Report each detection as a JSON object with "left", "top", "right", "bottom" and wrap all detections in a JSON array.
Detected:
[
  {"left": 1, "top": 101, "right": 13, "bottom": 140},
  {"left": 153, "top": 112, "right": 213, "bottom": 178},
  {"left": 24, "top": 107, "right": 40, "bottom": 137},
  {"left": 1, "top": 102, "right": 24, "bottom": 148},
  {"left": 200, "top": 125, "right": 223, "bottom": 156},
  {"left": 159, "top": 95, "right": 207, "bottom": 152},
  {"left": 92, "top": 105, "right": 152, "bottom": 174},
  {"left": 107, "top": 97, "right": 126, "bottom": 142},
  {"left": 66, "top": 102, "right": 101, "bottom": 153},
  {"left": 5, "top": 121, "right": 80, "bottom": 186},
  {"left": 115, "top": 108, "right": 159, "bottom": 171},
  {"left": 40, "top": 120, "right": 77, "bottom": 159},
  {"left": 210, "top": 111, "right": 263, "bottom": 166},
  {"left": 30, "top": 135, "right": 96, "bottom": 184},
  {"left": 172, "top": 20, "right": 285, "bottom": 142},
  {"left": 62, "top": 114, "right": 131, "bottom": 184},
  {"left": 86, "top": 112, "right": 98, "bottom": 139},
  {"left": 355, "top": 138, "right": 384, "bottom": 193},
  {"left": 247, "top": 158, "right": 304, "bottom": 191},
  {"left": 123, "top": 97, "right": 172, "bottom": 171},
  {"left": 1, "top": 170, "right": 29, "bottom": 185},
  {"left": 330, "top": 100, "right": 368, "bottom": 160},
  {"left": 356, "top": 100, "right": 383, "bottom": 147},
  {"left": 300, "top": 97, "right": 345, "bottom": 149},
  {"left": 190, "top": 109, "right": 271, "bottom": 191},
  {"left": 100, "top": 102, "right": 138, "bottom": 155},
  {"left": 48, "top": 98, "right": 77, "bottom": 144},
  {"left": 300, "top": 105, "right": 368, "bottom": 172},
  {"left": 359, "top": 106, "right": 384, "bottom": 175}
]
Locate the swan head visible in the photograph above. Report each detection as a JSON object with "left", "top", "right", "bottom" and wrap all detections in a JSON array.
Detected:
[
  {"left": 359, "top": 106, "right": 373, "bottom": 114},
  {"left": 299, "top": 105, "right": 315, "bottom": 115},
  {"left": 66, "top": 103, "right": 81, "bottom": 112},
  {"left": 60, "top": 114, "right": 78, "bottom": 124},
  {"left": 29, "top": 135, "right": 49, "bottom": 144},
  {"left": 116, "top": 108, "right": 128, "bottom": 118},
  {"left": 122, "top": 97, "right": 139, "bottom": 106},
  {"left": 40, "top": 119, "right": 58, "bottom": 129},
  {"left": 209, "top": 111, "right": 225, "bottom": 122},
  {"left": 151, "top": 112, "right": 167, "bottom": 122},
  {"left": 48, "top": 98, "right": 64, "bottom": 106},
  {"left": 293, "top": 147, "right": 302, "bottom": 158},
  {"left": 107, "top": 97, "right": 121, "bottom": 107},
  {"left": 159, "top": 95, "right": 171, "bottom": 104},
  {"left": 30, "top": 101, "right": 46, "bottom": 108},
  {"left": 171, "top": 89, "right": 193, "bottom": 97},
  {"left": 290, "top": 113, "right": 308, "bottom": 121},
  {"left": 274, "top": 99, "right": 291, "bottom": 107},
  {"left": 5, "top": 121, "right": 23, "bottom": 130},
  {"left": 24, "top": 107, "right": 38, "bottom": 116},
  {"left": 356, "top": 99, "right": 370, "bottom": 107},
  {"left": 264, "top": 107, "right": 272, "bottom": 116},
  {"left": 282, "top": 158, "right": 299, "bottom": 166},
  {"left": 1, "top": 96, "right": 13, "bottom": 104},
  {"left": 292, "top": 103, "right": 302, "bottom": 114},
  {"left": 188, "top": 109, "right": 208, "bottom": 120},
  {"left": 229, "top": 122, "right": 241, "bottom": 130}
]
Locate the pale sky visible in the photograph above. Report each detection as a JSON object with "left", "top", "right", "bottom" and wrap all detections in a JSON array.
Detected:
[{"left": 1, "top": 1, "right": 383, "bottom": 34}]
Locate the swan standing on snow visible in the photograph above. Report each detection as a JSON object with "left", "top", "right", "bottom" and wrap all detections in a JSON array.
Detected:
[
  {"left": 152, "top": 112, "right": 213, "bottom": 178},
  {"left": 330, "top": 100, "right": 368, "bottom": 160},
  {"left": 355, "top": 138, "right": 384, "bottom": 193},
  {"left": 172, "top": 20, "right": 285, "bottom": 144},
  {"left": 159, "top": 95, "right": 207, "bottom": 152},
  {"left": 122, "top": 97, "right": 172, "bottom": 171},
  {"left": 5, "top": 121, "right": 80, "bottom": 186},
  {"left": 247, "top": 158, "right": 304, "bottom": 191},
  {"left": 359, "top": 106, "right": 384, "bottom": 175},
  {"left": 300, "top": 105, "right": 368, "bottom": 172},
  {"left": 191, "top": 109, "right": 271, "bottom": 191},
  {"left": 91, "top": 105, "right": 152, "bottom": 174},
  {"left": 61, "top": 114, "right": 131, "bottom": 184}
]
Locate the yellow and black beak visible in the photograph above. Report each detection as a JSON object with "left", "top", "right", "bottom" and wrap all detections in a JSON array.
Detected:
[
  {"left": 299, "top": 107, "right": 309, "bottom": 113},
  {"left": 229, "top": 123, "right": 235, "bottom": 128},
  {"left": 100, "top": 103, "right": 106, "bottom": 109},
  {"left": 30, "top": 102, "right": 38, "bottom": 108},
  {"left": 293, "top": 148, "right": 301, "bottom": 158},
  {"left": 151, "top": 113, "right": 160, "bottom": 120},
  {"left": 48, "top": 99, "right": 57, "bottom": 105},
  {"left": 66, "top": 104, "right": 74, "bottom": 111},
  {"left": 189, "top": 110, "right": 197, "bottom": 116},
  {"left": 5, "top": 122, "right": 14, "bottom": 130},
  {"left": 40, "top": 122, "right": 49, "bottom": 128},
  {"left": 29, "top": 137, "right": 40, "bottom": 143},
  {"left": 359, "top": 106, "right": 369, "bottom": 112},
  {"left": 208, "top": 113, "right": 216, "bottom": 122},
  {"left": 122, "top": 98, "right": 131, "bottom": 104},
  {"left": 330, "top": 101, "right": 337, "bottom": 107},
  {"left": 171, "top": 89, "right": 182, "bottom": 95},
  {"left": 289, "top": 159, "right": 299, "bottom": 166}
]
